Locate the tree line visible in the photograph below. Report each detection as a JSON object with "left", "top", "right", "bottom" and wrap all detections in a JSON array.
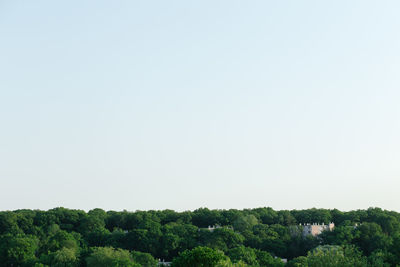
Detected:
[{"left": 1, "top": 207, "right": 400, "bottom": 266}]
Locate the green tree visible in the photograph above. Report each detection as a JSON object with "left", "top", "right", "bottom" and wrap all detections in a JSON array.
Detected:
[
  {"left": 227, "top": 246, "right": 258, "bottom": 266},
  {"left": 0, "top": 234, "right": 39, "bottom": 267},
  {"left": 367, "top": 250, "right": 391, "bottom": 267},
  {"left": 192, "top": 208, "right": 223, "bottom": 228},
  {"left": 353, "top": 222, "right": 391, "bottom": 255},
  {"left": 216, "top": 259, "right": 248, "bottom": 267},
  {"left": 233, "top": 215, "right": 259, "bottom": 233},
  {"left": 161, "top": 222, "right": 198, "bottom": 258},
  {"left": 132, "top": 251, "right": 157, "bottom": 267},
  {"left": 254, "top": 249, "right": 285, "bottom": 267},
  {"left": 49, "top": 247, "right": 79, "bottom": 267},
  {"left": 287, "top": 256, "right": 308, "bottom": 267},
  {"left": 199, "top": 228, "right": 244, "bottom": 252},
  {"left": 172, "top": 246, "right": 228, "bottom": 267},
  {"left": 320, "top": 225, "right": 355, "bottom": 246},
  {"left": 0, "top": 212, "right": 22, "bottom": 235},
  {"left": 43, "top": 230, "right": 80, "bottom": 253},
  {"left": 252, "top": 207, "right": 278, "bottom": 225},
  {"left": 86, "top": 247, "right": 140, "bottom": 267},
  {"left": 288, "top": 245, "right": 368, "bottom": 267}
]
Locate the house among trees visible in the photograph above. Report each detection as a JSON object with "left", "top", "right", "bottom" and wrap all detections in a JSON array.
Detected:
[
  {"left": 301, "top": 222, "right": 334, "bottom": 237},
  {"left": 200, "top": 225, "right": 233, "bottom": 232},
  {"left": 157, "top": 259, "right": 172, "bottom": 266}
]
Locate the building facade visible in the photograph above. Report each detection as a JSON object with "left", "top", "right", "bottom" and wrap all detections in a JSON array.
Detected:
[{"left": 301, "top": 222, "right": 334, "bottom": 237}]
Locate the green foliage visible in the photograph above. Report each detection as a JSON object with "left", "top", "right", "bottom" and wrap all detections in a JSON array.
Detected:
[
  {"left": 287, "top": 256, "right": 308, "bottom": 267},
  {"left": 132, "top": 250, "right": 157, "bottom": 267},
  {"left": 0, "top": 234, "right": 39, "bottom": 266},
  {"left": 1, "top": 207, "right": 400, "bottom": 266},
  {"left": 353, "top": 222, "right": 392, "bottom": 255},
  {"left": 288, "top": 245, "right": 368, "bottom": 267},
  {"left": 233, "top": 215, "right": 259, "bottom": 233},
  {"left": 227, "top": 246, "right": 258, "bottom": 265},
  {"left": 368, "top": 250, "right": 391, "bottom": 267},
  {"left": 172, "top": 246, "right": 227, "bottom": 267},
  {"left": 244, "top": 223, "right": 290, "bottom": 257},
  {"left": 216, "top": 259, "right": 249, "bottom": 267},
  {"left": 192, "top": 208, "right": 223, "bottom": 228},
  {"left": 254, "top": 249, "right": 285, "bottom": 267},
  {"left": 47, "top": 247, "right": 79, "bottom": 267},
  {"left": 227, "top": 246, "right": 284, "bottom": 267},
  {"left": 160, "top": 222, "right": 198, "bottom": 258},
  {"left": 86, "top": 247, "right": 140, "bottom": 267},
  {"left": 320, "top": 225, "right": 355, "bottom": 246},
  {"left": 43, "top": 229, "right": 80, "bottom": 252},
  {"left": 199, "top": 228, "right": 244, "bottom": 252},
  {"left": 0, "top": 212, "right": 22, "bottom": 235}
]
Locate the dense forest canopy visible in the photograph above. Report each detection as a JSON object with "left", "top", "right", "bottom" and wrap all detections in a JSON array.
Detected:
[{"left": 1, "top": 207, "right": 400, "bottom": 266}]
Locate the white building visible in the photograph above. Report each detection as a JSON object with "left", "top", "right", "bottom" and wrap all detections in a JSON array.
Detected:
[{"left": 301, "top": 222, "right": 334, "bottom": 237}]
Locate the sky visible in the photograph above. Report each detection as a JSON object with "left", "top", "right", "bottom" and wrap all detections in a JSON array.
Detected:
[{"left": 1, "top": 1, "right": 400, "bottom": 212}]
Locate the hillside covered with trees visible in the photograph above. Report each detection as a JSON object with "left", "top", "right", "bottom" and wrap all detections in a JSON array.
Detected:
[{"left": 1, "top": 207, "right": 400, "bottom": 266}]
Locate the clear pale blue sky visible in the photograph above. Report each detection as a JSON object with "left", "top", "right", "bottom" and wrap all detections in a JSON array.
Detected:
[{"left": 1, "top": 1, "right": 400, "bottom": 212}]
